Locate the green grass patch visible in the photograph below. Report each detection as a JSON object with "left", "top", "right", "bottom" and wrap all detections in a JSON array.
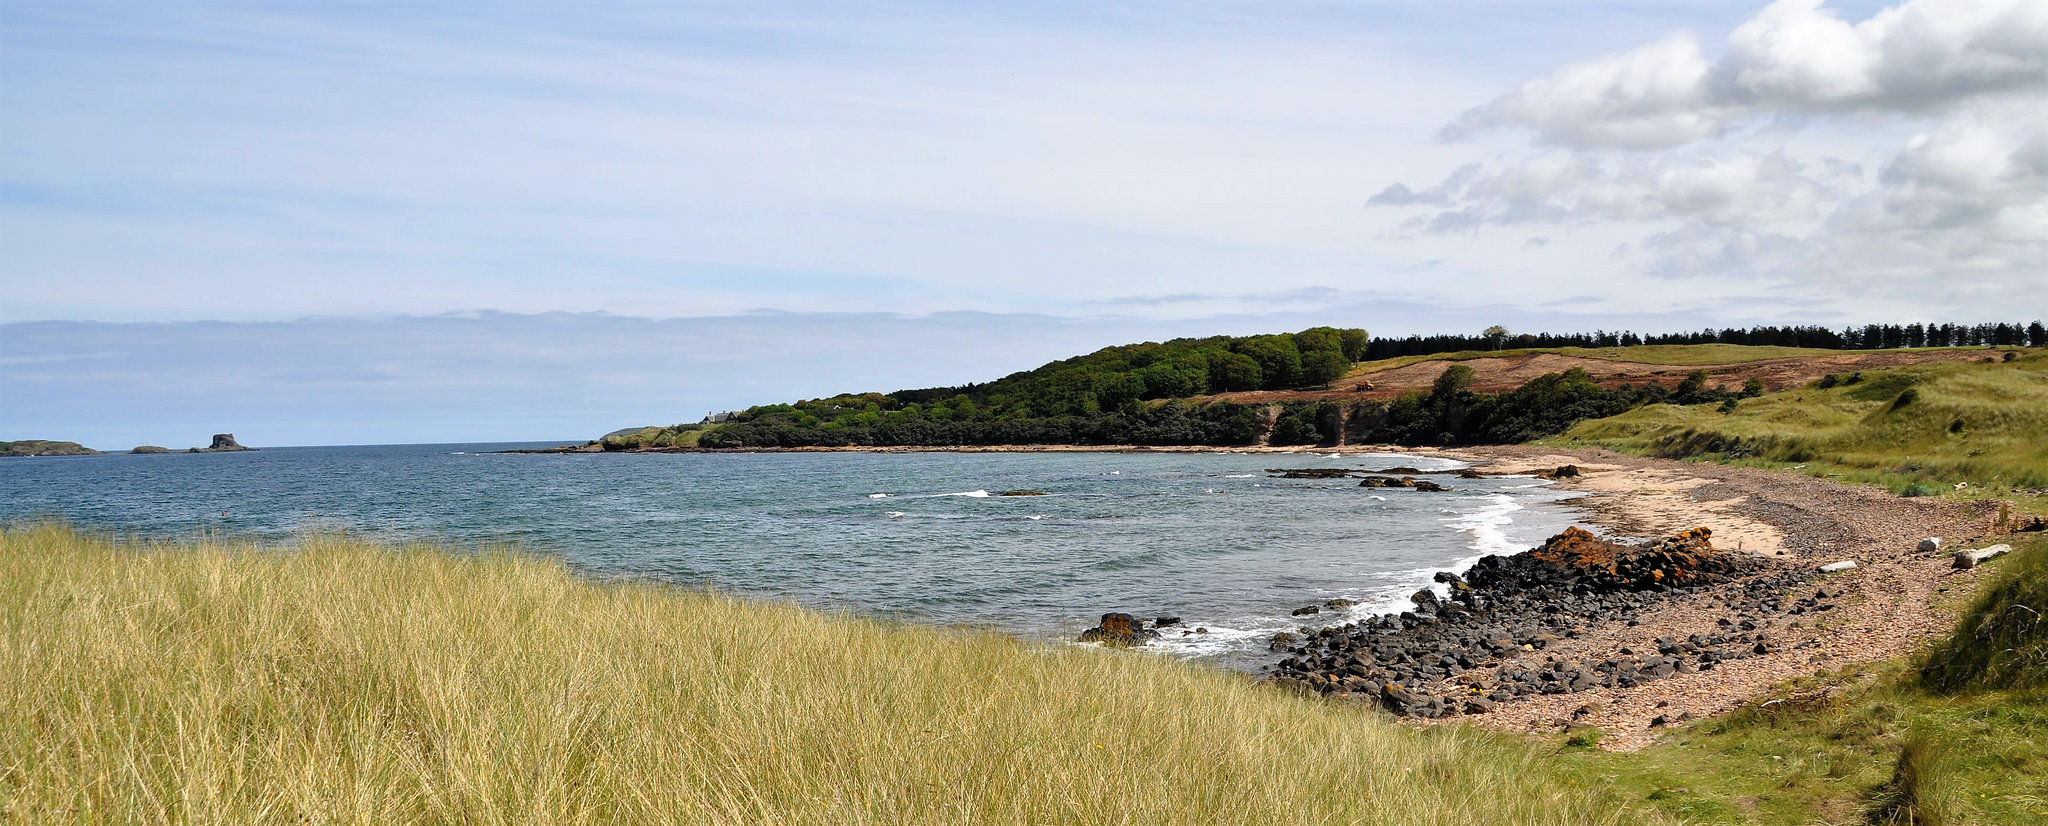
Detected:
[
  {"left": 1549, "top": 350, "right": 2048, "bottom": 497},
  {"left": 600, "top": 423, "right": 715, "bottom": 449}
]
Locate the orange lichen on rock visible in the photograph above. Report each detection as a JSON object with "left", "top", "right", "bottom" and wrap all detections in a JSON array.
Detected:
[{"left": 1508, "top": 526, "right": 1737, "bottom": 592}]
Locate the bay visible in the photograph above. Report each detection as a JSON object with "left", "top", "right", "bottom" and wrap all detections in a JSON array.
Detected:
[{"left": 0, "top": 443, "right": 1586, "bottom": 666}]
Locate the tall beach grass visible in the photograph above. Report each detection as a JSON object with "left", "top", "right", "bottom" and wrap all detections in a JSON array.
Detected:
[{"left": 1, "top": 524, "right": 1663, "bottom": 825}]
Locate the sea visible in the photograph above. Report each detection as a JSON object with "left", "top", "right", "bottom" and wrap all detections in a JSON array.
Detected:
[{"left": 0, "top": 443, "right": 1588, "bottom": 667}]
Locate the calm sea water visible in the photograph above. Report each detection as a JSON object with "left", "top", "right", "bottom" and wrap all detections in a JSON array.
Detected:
[{"left": 0, "top": 444, "right": 1585, "bottom": 665}]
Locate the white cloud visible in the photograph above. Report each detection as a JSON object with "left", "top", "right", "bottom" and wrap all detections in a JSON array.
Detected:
[
  {"left": 1441, "top": 35, "right": 1730, "bottom": 149},
  {"left": 1383, "top": 149, "right": 1841, "bottom": 231},
  {"left": 1448, "top": 0, "right": 2048, "bottom": 150},
  {"left": 1376, "top": 0, "right": 2048, "bottom": 303}
]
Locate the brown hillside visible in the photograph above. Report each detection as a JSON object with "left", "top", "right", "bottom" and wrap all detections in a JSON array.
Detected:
[{"left": 1200, "top": 349, "right": 1993, "bottom": 405}]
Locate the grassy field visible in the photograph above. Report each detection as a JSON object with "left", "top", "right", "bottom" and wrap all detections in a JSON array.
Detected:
[
  {"left": 1346, "top": 343, "right": 1857, "bottom": 377},
  {"left": 1552, "top": 350, "right": 2048, "bottom": 497},
  {"left": 600, "top": 423, "right": 714, "bottom": 449},
  {"left": 1, "top": 523, "right": 1664, "bottom": 825},
  {"left": 1554, "top": 536, "right": 2048, "bottom": 825}
]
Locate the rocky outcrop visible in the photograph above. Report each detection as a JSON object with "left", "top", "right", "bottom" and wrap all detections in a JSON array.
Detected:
[
  {"left": 1266, "top": 468, "right": 1365, "bottom": 479},
  {"left": 0, "top": 440, "right": 101, "bottom": 457},
  {"left": 130, "top": 445, "right": 172, "bottom": 454},
  {"left": 1464, "top": 527, "right": 1738, "bottom": 593},
  {"left": 188, "top": 433, "right": 253, "bottom": 453},
  {"left": 1357, "top": 476, "right": 1449, "bottom": 492},
  {"left": 1077, "top": 613, "right": 1161, "bottom": 647},
  {"left": 1270, "top": 526, "right": 1801, "bottom": 718}
]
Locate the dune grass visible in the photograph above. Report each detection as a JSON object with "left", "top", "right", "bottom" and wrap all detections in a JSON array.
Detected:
[
  {"left": 1551, "top": 350, "right": 2048, "bottom": 496},
  {"left": 0, "top": 523, "right": 1664, "bottom": 825}
]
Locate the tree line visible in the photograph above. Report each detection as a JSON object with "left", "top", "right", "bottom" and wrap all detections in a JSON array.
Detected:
[
  {"left": 1366, "top": 321, "right": 2046, "bottom": 360},
  {"left": 642, "top": 319, "right": 2042, "bottom": 450}
]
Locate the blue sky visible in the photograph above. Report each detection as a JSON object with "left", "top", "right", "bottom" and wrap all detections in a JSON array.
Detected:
[{"left": 3, "top": 0, "right": 2043, "bottom": 445}]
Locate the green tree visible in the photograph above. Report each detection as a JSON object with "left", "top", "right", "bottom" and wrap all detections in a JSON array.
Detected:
[
  {"left": 1483, "top": 325, "right": 1509, "bottom": 350},
  {"left": 1209, "top": 352, "right": 1264, "bottom": 392},
  {"left": 1339, "top": 328, "right": 1370, "bottom": 362},
  {"left": 1234, "top": 335, "right": 1302, "bottom": 389},
  {"left": 1300, "top": 349, "right": 1350, "bottom": 386},
  {"left": 1431, "top": 364, "right": 1476, "bottom": 398}
]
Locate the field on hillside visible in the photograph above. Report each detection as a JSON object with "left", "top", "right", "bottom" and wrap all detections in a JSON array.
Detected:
[
  {"left": 1554, "top": 351, "right": 2048, "bottom": 495},
  {"left": 1209, "top": 345, "right": 2011, "bottom": 405},
  {"left": 0, "top": 524, "right": 1659, "bottom": 826}
]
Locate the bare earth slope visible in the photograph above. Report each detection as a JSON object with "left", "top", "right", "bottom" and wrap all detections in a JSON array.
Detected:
[{"left": 1205, "top": 348, "right": 1993, "bottom": 405}]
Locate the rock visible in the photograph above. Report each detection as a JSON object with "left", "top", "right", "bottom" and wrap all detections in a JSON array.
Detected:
[
  {"left": 1292, "top": 606, "right": 1321, "bottom": 616},
  {"left": 1357, "top": 475, "right": 1450, "bottom": 491},
  {"left": 1380, "top": 682, "right": 1421, "bottom": 712},
  {"left": 1077, "top": 613, "right": 1159, "bottom": 647},
  {"left": 1154, "top": 615, "right": 1182, "bottom": 627},
  {"left": 1324, "top": 598, "right": 1356, "bottom": 609},
  {"left": 1818, "top": 560, "right": 1859, "bottom": 573},
  {"left": 1917, "top": 537, "right": 1942, "bottom": 553},
  {"left": 998, "top": 490, "right": 1047, "bottom": 496},
  {"left": 1952, "top": 544, "right": 2013, "bottom": 569},
  {"left": 1533, "top": 464, "right": 1581, "bottom": 479},
  {"left": 1268, "top": 631, "right": 1298, "bottom": 651},
  {"left": 1463, "top": 696, "right": 1496, "bottom": 714},
  {"left": 1410, "top": 590, "right": 1440, "bottom": 613},
  {"left": 1267, "top": 468, "right": 1365, "bottom": 479},
  {"left": 199, "top": 433, "right": 253, "bottom": 452},
  {"left": 130, "top": 445, "right": 172, "bottom": 454}
]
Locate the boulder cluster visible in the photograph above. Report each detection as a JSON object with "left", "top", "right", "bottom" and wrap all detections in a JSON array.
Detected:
[
  {"left": 1357, "top": 476, "right": 1450, "bottom": 491},
  {"left": 1271, "top": 527, "right": 1825, "bottom": 718},
  {"left": 1077, "top": 613, "right": 1164, "bottom": 646}
]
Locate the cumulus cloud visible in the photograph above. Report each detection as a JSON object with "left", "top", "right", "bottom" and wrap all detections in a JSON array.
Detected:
[
  {"left": 1379, "top": 0, "right": 2047, "bottom": 300},
  {"left": 1392, "top": 149, "right": 1843, "bottom": 231},
  {"left": 1446, "top": 0, "right": 2048, "bottom": 150}
]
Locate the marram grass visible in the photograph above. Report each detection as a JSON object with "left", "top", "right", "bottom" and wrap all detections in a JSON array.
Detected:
[{"left": 0, "top": 524, "right": 1661, "bottom": 825}]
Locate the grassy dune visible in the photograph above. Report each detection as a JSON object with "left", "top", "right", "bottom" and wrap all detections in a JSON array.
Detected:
[
  {"left": 1554, "top": 350, "right": 2048, "bottom": 496},
  {"left": 0, "top": 524, "right": 1662, "bottom": 825}
]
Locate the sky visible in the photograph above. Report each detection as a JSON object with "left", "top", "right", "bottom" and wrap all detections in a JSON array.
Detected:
[{"left": 3, "top": 0, "right": 2045, "bottom": 446}]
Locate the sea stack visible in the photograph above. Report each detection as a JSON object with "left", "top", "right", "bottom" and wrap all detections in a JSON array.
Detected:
[{"left": 189, "top": 433, "right": 254, "bottom": 452}]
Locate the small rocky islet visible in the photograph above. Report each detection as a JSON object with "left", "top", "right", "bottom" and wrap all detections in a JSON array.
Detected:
[{"left": 1080, "top": 522, "right": 1836, "bottom": 721}]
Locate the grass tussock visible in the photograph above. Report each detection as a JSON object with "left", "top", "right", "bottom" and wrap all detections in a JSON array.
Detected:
[
  {"left": 0, "top": 523, "right": 1661, "bottom": 825},
  {"left": 1551, "top": 350, "right": 2048, "bottom": 496},
  {"left": 1920, "top": 540, "right": 2048, "bottom": 693}
]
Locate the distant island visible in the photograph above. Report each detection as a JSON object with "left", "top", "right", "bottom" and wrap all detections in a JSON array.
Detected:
[
  {"left": 1, "top": 433, "right": 254, "bottom": 457},
  {"left": 0, "top": 440, "right": 102, "bottom": 457}
]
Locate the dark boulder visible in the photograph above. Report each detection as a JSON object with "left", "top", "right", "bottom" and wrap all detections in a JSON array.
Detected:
[{"left": 1078, "top": 613, "right": 1159, "bottom": 647}]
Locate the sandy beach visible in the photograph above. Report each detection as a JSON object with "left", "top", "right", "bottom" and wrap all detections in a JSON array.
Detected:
[{"left": 1418, "top": 445, "right": 2004, "bottom": 750}]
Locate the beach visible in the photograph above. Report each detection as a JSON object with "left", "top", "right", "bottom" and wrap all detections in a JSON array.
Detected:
[{"left": 1418, "top": 445, "right": 2003, "bottom": 749}]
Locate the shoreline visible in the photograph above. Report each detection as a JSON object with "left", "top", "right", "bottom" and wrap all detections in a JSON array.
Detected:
[{"left": 1400, "top": 444, "right": 2002, "bottom": 749}]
